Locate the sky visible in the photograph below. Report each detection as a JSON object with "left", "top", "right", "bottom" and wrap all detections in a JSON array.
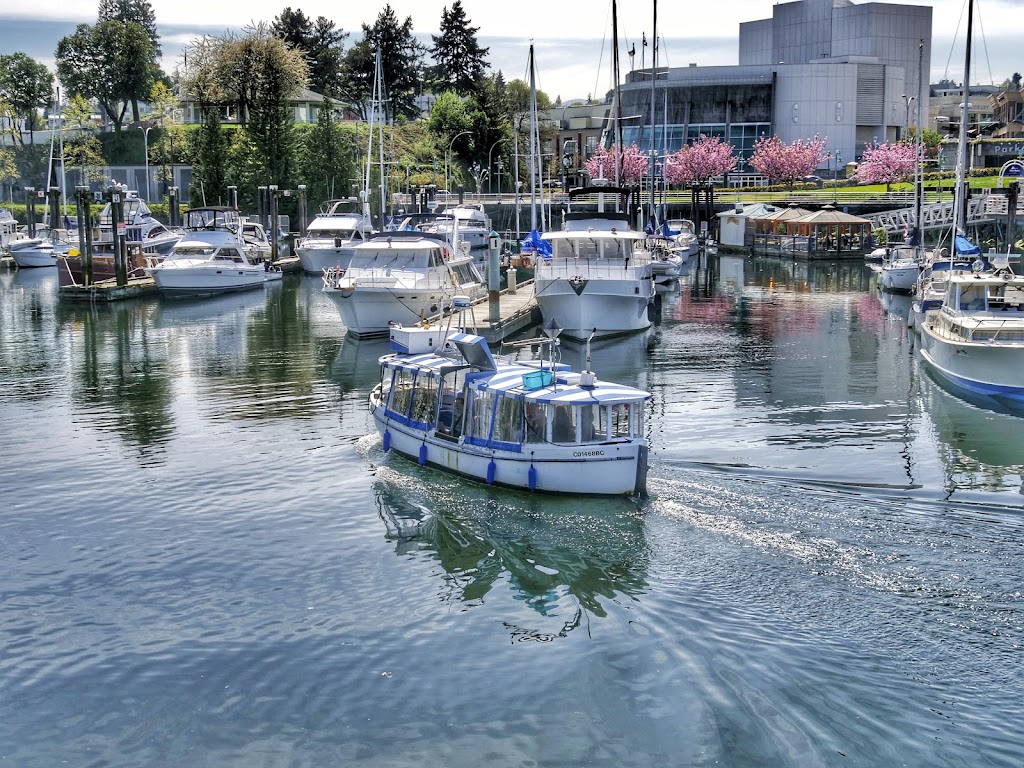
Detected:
[{"left": 2, "top": 0, "right": 1024, "bottom": 99}]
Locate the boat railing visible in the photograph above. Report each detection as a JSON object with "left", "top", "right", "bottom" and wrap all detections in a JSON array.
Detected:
[{"left": 535, "top": 256, "right": 651, "bottom": 281}]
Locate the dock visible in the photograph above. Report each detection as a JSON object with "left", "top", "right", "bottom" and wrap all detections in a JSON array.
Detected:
[
  {"left": 469, "top": 280, "right": 540, "bottom": 344},
  {"left": 59, "top": 276, "right": 159, "bottom": 302}
]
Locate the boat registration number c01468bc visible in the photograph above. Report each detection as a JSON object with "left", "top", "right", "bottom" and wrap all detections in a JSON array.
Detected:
[{"left": 573, "top": 450, "right": 605, "bottom": 458}]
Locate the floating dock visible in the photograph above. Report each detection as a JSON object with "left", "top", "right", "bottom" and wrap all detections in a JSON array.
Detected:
[
  {"left": 59, "top": 276, "right": 159, "bottom": 302},
  {"left": 471, "top": 280, "right": 540, "bottom": 344}
]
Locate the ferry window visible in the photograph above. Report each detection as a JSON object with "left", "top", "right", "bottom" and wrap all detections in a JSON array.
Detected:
[
  {"left": 410, "top": 375, "right": 438, "bottom": 425},
  {"left": 551, "top": 404, "right": 577, "bottom": 444},
  {"left": 525, "top": 402, "right": 547, "bottom": 443},
  {"left": 633, "top": 404, "right": 645, "bottom": 438},
  {"left": 493, "top": 396, "right": 524, "bottom": 444},
  {"left": 610, "top": 404, "right": 632, "bottom": 438},
  {"left": 468, "top": 390, "right": 495, "bottom": 440},
  {"left": 388, "top": 369, "right": 415, "bottom": 417},
  {"left": 379, "top": 367, "right": 393, "bottom": 404},
  {"left": 579, "top": 404, "right": 601, "bottom": 443}
]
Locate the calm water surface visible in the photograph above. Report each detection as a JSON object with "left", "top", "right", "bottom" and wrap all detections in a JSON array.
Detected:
[{"left": 2, "top": 256, "right": 1022, "bottom": 767}]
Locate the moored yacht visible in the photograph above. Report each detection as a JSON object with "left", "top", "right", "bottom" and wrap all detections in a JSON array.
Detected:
[
  {"left": 322, "top": 231, "right": 485, "bottom": 337},
  {"left": 533, "top": 186, "right": 654, "bottom": 341},
  {"left": 918, "top": 267, "right": 1024, "bottom": 402},
  {"left": 295, "top": 198, "right": 375, "bottom": 274},
  {"left": 370, "top": 324, "right": 651, "bottom": 495},
  {"left": 9, "top": 228, "right": 74, "bottom": 268},
  {"left": 148, "top": 207, "right": 281, "bottom": 296},
  {"left": 877, "top": 245, "right": 920, "bottom": 293}
]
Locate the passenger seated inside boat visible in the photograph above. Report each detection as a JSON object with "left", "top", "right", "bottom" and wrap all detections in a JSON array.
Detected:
[
  {"left": 525, "top": 403, "right": 545, "bottom": 442},
  {"left": 451, "top": 395, "right": 465, "bottom": 437},
  {"left": 552, "top": 404, "right": 575, "bottom": 444}
]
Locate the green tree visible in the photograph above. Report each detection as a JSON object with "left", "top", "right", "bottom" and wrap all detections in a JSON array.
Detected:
[
  {"left": 217, "top": 24, "right": 307, "bottom": 188},
  {"left": 297, "top": 96, "right": 357, "bottom": 205},
  {"left": 56, "top": 21, "right": 157, "bottom": 132},
  {"left": 147, "top": 81, "right": 183, "bottom": 192},
  {"left": 97, "top": 0, "right": 162, "bottom": 121},
  {"left": 340, "top": 5, "right": 425, "bottom": 121},
  {"left": 0, "top": 53, "right": 54, "bottom": 145},
  {"left": 62, "top": 93, "right": 108, "bottom": 184},
  {"left": 428, "top": 1, "right": 489, "bottom": 96},
  {"left": 272, "top": 8, "right": 347, "bottom": 96},
  {"left": 190, "top": 107, "right": 230, "bottom": 206}
]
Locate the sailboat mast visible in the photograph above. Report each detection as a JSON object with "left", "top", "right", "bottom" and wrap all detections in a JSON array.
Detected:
[
  {"left": 363, "top": 48, "right": 379, "bottom": 222},
  {"left": 612, "top": 0, "right": 623, "bottom": 187},
  {"left": 953, "top": 0, "right": 973, "bottom": 239},
  {"left": 913, "top": 39, "right": 923, "bottom": 252},
  {"left": 377, "top": 50, "right": 386, "bottom": 225},
  {"left": 529, "top": 44, "right": 539, "bottom": 232},
  {"left": 648, "top": 0, "right": 658, "bottom": 224}
]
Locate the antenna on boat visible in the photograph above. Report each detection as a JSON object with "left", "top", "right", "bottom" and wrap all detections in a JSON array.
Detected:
[{"left": 579, "top": 328, "right": 597, "bottom": 388}]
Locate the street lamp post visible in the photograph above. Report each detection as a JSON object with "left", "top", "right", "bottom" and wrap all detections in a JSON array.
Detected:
[
  {"left": 496, "top": 157, "right": 503, "bottom": 200},
  {"left": 901, "top": 93, "right": 916, "bottom": 140},
  {"left": 446, "top": 130, "right": 471, "bottom": 194},
  {"left": 137, "top": 124, "right": 153, "bottom": 202},
  {"left": 487, "top": 138, "right": 504, "bottom": 196},
  {"left": 833, "top": 150, "right": 841, "bottom": 204}
]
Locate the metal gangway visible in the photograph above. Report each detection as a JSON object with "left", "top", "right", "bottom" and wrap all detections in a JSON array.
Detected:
[{"left": 867, "top": 194, "right": 1024, "bottom": 238}]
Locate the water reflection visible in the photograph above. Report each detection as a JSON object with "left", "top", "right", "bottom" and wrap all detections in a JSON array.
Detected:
[{"left": 374, "top": 477, "right": 650, "bottom": 639}]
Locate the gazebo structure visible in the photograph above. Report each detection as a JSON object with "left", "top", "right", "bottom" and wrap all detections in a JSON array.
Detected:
[
  {"left": 750, "top": 205, "right": 812, "bottom": 256},
  {"left": 786, "top": 206, "right": 872, "bottom": 259}
]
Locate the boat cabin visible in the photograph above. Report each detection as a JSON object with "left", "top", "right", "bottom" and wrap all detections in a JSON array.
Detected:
[
  {"left": 184, "top": 207, "right": 242, "bottom": 232},
  {"left": 377, "top": 332, "right": 648, "bottom": 453}
]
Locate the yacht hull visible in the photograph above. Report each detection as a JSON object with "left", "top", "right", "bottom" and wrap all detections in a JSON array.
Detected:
[
  {"left": 534, "top": 276, "right": 653, "bottom": 340},
  {"left": 324, "top": 288, "right": 452, "bottom": 337},
  {"left": 880, "top": 264, "right": 919, "bottom": 293},
  {"left": 919, "top": 324, "right": 1024, "bottom": 400},
  {"left": 296, "top": 245, "right": 357, "bottom": 274},
  {"left": 151, "top": 266, "right": 271, "bottom": 296}
]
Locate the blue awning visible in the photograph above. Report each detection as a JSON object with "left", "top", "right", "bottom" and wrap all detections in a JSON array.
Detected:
[{"left": 953, "top": 235, "right": 981, "bottom": 256}]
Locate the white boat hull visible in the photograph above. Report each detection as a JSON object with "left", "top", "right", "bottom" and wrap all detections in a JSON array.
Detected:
[
  {"left": 151, "top": 264, "right": 272, "bottom": 295},
  {"left": 11, "top": 248, "right": 59, "bottom": 268},
  {"left": 534, "top": 275, "right": 653, "bottom": 340},
  {"left": 880, "top": 264, "right": 919, "bottom": 293},
  {"left": 324, "top": 287, "right": 452, "bottom": 336},
  {"left": 372, "top": 402, "right": 647, "bottom": 495},
  {"left": 296, "top": 244, "right": 357, "bottom": 274},
  {"left": 919, "top": 323, "right": 1024, "bottom": 400}
]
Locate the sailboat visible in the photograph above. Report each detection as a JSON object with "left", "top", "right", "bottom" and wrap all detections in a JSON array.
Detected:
[
  {"left": 916, "top": 0, "right": 1024, "bottom": 403},
  {"left": 10, "top": 101, "right": 73, "bottom": 268},
  {"left": 530, "top": 12, "right": 655, "bottom": 341}
]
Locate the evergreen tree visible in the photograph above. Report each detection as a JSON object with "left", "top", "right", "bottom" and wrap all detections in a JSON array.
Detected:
[
  {"left": 428, "top": 1, "right": 489, "bottom": 96},
  {"left": 297, "top": 96, "right": 355, "bottom": 205},
  {"left": 271, "top": 8, "right": 347, "bottom": 96},
  {"left": 190, "top": 107, "right": 229, "bottom": 206},
  {"left": 339, "top": 5, "right": 425, "bottom": 121}
]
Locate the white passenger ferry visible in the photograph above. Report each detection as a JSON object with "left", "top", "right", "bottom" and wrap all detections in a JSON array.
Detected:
[{"left": 369, "top": 321, "right": 651, "bottom": 496}]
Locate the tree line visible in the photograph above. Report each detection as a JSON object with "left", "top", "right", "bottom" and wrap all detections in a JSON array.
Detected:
[{"left": 0, "top": 0, "right": 563, "bottom": 218}]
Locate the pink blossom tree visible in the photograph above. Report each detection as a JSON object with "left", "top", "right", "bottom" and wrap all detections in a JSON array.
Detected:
[
  {"left": 852, "top": 141, "right": 917, "bottom": 190},
  {"left": 584, "top": 143, "right": 649, "bottom": 185},
  {"left": 664, "top": 134, "right": 737, "bottom": 186},
  {"left": 748, "top": 134, "right": 828, "bottom": 188}
]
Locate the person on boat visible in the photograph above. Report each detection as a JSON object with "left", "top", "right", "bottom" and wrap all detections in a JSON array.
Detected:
[
  {"left": 526, "top": 402, "right": 545, "bottom": 442},
  {"left": 451, "top": 395, "right": 465, "bottom": 437}
]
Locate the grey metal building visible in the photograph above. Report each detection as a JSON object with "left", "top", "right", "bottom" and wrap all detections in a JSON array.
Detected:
[{"left": 615, "top": 0, "right": 932, "bottom": 176}]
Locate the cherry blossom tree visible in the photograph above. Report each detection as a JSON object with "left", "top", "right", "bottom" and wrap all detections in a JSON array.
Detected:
[
  {"left": 664, "top": 134, "right": 737, "bottom": 186},
  {"left": 748, "top": 134, "right": 828, "bottom": 188},
  {"left": 852, "top": 141, "right": 917, "bottom": 190},
  {"left": 584, "top": 143, "right": 648, "bottom": 184}
]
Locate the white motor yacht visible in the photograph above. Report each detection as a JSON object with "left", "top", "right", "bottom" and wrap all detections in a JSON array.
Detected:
[
  {"left": 876, "top": 245, "right": 920, "bottom": 293},
  {"left": 533, "top": 186, "right": 654, "bottom": 341},
  {"left": 9, "top": 227, "right": 73, "bottom": 268},
  {"left": 148, "top": 207, "right": 281, "bottom": 296},
  {"left": 918, "top": 266, "right": 1024, "bottom": 402},
  {"left": 434, "top": 203, "right": 492, "bottom": 252},
  {"left": 322, "top": 232, "right": 485, "bottom": 337},
  {"left": 296, "top": 199, "right": 375, "bottom": 274}
]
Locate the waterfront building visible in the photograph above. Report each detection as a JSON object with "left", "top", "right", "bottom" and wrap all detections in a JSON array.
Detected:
[{"left": 612, "top": 0, "right": 932, "bottom": 179}]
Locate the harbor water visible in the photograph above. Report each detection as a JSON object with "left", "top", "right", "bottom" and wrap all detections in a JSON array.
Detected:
[{"left": 2, "top": 256, "right": 1023, "bottom": 767}]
